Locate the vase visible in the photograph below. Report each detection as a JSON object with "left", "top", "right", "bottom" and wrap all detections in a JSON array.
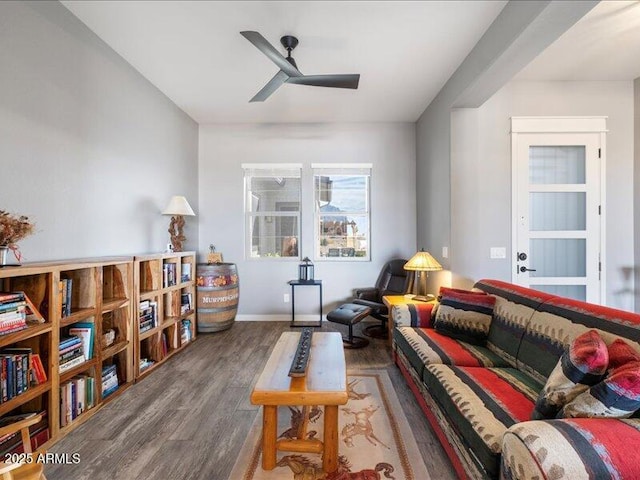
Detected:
[{"left": 0, "top": 246, "right": 8, "bottom": 266}]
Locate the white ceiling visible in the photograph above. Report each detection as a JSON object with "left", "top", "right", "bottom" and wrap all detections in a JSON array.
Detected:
[
  {"left": 61, "top": 1, "right": 507, "bottom": 124},
  {"left": 517, "top": 1, "right": 640, "bottom": 81}
]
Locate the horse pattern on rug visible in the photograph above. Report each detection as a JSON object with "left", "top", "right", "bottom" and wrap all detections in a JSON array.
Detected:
[
  {"left": 230, "top": 372, "right": 431, "bottom": 480},
  {"left": 277, "top": 454, "right": 396, "bottom": 480}
]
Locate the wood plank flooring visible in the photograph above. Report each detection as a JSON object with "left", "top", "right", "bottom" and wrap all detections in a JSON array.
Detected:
[{"left": 45, "top": 322, "right": 456, "bottom": 480}]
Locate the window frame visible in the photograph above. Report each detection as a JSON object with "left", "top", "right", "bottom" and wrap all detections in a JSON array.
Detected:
[
  {"left": 312, "top": 163, "right": 372, "bottom": 262},
  {"left": 242, "top": 163, "right": 302, "bottom": 261}
]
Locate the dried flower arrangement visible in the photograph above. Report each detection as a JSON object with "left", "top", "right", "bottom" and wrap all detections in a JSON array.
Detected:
[{"left": 0, "top": 210, "right": 35, "bottom": 248}]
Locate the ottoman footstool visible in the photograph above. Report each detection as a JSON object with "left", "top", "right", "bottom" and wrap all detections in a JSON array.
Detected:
[{"left": 326, "top": 303, "right": 372, "bottom": 349}]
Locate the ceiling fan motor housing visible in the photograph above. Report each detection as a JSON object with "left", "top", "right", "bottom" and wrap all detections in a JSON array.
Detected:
[{"left": 280, "top": 35, "right": 299, "bottom": 51}]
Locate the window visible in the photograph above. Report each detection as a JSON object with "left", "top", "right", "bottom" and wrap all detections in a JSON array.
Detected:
[
  {"left": 313, "top": 164, "right": 371, "bottom": 260},
  {"left": 243, "top": 164, "right": 301, "bottom": 259}
]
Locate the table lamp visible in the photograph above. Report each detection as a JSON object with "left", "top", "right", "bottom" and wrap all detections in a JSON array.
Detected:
[
  {"left": 162, "top": 195, "right": 195, "bottom": 252},
  {"left": 404, "top": 249, "right": 443, "bottom": 301}
]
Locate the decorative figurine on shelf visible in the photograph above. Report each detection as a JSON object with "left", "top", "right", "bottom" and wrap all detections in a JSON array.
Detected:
[
  {"left": 207, "top": 244, "right": 223, "bottom": 264},
  {"left": 298, "top": 257, "right": 314, "bottom": 282}
]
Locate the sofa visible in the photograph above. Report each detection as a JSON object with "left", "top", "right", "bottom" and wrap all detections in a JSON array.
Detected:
[{"left": 391, "top": 279, "right": 640, "bottom": 479}]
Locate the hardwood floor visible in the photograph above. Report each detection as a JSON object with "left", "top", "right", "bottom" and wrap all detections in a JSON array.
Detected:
[{"left": 45, "top": 322, "right": 456, "bottom": 480}]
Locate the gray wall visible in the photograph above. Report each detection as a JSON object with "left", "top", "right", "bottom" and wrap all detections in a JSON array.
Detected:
[
  {"left": 450, "top": 81, "right": 635, "bottom": 310},
  {"left": 414, "top": 0, "right": 596, "bottom": 294},
  {"left": 198, "top": 123, "right": 416, "bottom": 318},
  {"left": 0, "top": 1, "right": 199, "bottom": 261}
]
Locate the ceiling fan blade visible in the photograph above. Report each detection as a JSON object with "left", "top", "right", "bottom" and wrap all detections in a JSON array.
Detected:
[
  {"left": 250, "top": 70, "right": 289, "bottom": 102},
  {"left": 240, "top": 31, "right": 302, "bottom": 78},
  {"left": 286, "top": 74, "right": 360, "bottom": 89}
]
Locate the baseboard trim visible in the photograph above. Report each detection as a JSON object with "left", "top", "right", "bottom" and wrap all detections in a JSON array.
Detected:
[
  {"left": 234, "top": 315, "right": 377, "bottom": 323},
  {"left": 235, "top": 314, "right": 325, "bottom": 322}
]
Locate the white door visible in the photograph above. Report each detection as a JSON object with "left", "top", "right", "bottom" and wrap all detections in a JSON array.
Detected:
[{"left": 512, "top": 118, "right": 606, "bottom": 303}]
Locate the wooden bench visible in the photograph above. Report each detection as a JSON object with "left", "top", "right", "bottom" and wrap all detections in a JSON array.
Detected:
[{"left": 250, "top": 331, "right": 348, "bottom": 473}]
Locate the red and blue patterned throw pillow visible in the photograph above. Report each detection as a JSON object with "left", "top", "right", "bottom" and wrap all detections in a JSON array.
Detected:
[
  {"left": 433, "top": 287, "right": 495, "bottom": 346},
  {"left": 559, "top": 361, "right": 640, "bottom": 419},
  {"left": 607, "top": 338, "right": 640, "bottom": 371},
  {"left": 531, "top": 329, "right": 609, "bottom": 420}
]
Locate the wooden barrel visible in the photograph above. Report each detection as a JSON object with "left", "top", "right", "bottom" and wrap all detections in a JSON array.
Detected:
[{"left": 196, "top": 263, "right": 239, "bottom": 332}]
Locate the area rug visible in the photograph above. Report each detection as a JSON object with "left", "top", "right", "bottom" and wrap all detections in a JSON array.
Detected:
[{"left": 229, "top": 370, "right": 431, "bottom": 480}]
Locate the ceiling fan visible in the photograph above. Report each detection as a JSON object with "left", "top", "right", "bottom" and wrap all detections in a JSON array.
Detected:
[{"left": 240, "top": 31, "right": 360, "bottom": 102}]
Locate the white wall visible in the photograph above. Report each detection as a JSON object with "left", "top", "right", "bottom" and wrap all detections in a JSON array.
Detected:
[
  {"left": 0, "top": 1, "right": 198, "bottom": 261},
  {"left": 198, "top": 123, "right": 416, "bottom": 317},
  {"left": 450, "top": 81, "right": 635, "bottom": 310}
]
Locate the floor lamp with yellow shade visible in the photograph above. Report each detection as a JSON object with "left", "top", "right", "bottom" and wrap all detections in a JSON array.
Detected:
[{"left": 403, "top": 249, "right": 443, "bottom": 301}]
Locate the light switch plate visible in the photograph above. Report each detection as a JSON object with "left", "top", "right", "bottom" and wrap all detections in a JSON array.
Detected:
[
  {"left": 442, "top": 246, "right": 449, "bottom": 258},
  {"left": 490, "top": 247, "right": 506, "bottom": 259}
]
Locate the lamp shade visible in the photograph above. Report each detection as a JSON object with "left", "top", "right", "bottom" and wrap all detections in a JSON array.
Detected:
[
  {"left": 162, "top": 196, "right": 195, "bottom": 216},
  {"left": 404, "top": 249, "right": 442, "bottom": 272}
]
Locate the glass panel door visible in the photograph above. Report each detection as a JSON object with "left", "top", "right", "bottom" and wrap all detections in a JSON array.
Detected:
[{"left": 514, "top": 133, "right": 601, "bottom": 303}]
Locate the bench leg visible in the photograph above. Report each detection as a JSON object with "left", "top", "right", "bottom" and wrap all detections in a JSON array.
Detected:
[
  {"left": 262, "top": 405, "right": 278, "bottom": 470},
  {"left": 323, "top": 405, "right": 339, "bottom": 473}
]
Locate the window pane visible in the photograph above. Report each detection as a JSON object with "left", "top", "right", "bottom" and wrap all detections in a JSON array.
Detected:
[
  {"left": 530, "top": 192, "right": 586, "bottom": 231},
  {"left": 531, "top": 284, "right": 586, "bottom": 301},
  {"left": 249, "top": 215, "right": 299, "bottom": 258},
  {"left": 529, "top": 146, "right": 585, "bottom": 184},
  {"left": 248, "top": 177, "right": 300, "bottom": 213},
  {"left": 530, "top": 239, "right": 586, "bottom": 277},
  {"left": 318, "top": 215, "right": 368, "bottom": 258},
  {"left": 315, "top": 175, "right": 368, "bottom": 213}
]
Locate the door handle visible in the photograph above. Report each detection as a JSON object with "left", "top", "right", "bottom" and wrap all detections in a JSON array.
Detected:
[{"left": 519, "top": 266, "right": 537, "bottom": 273}]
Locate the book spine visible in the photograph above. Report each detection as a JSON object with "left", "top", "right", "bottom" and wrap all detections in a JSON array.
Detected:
[
  {"left": 0, "top": 293, "right": 25, "bottom": 304},
  {"left": 59, "top": 355, "right": 86, "bottom": 373},
  {"left": 66, "top": 278, "right": 73, "bottom": 317}
]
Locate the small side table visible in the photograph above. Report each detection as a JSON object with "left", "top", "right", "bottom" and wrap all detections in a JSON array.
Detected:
[
  {"left": 288, "top": 280, "right": 323, "bottom": 327},
  {"left": 383, "top": 295, "right": 435, "bottom": 346}
]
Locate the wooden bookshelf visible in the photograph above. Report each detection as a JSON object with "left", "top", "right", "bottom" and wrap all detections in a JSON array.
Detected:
[
  {"left": 0, "top": 253, "right": 196, "bottom": 452},
  {"left": 133, "top": 252, "right": 196, "bottom": 379},
  {"left": 0, "top": 256, "right": 134, "bottom": 450}
]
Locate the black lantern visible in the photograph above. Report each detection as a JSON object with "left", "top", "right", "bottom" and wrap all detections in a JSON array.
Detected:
[{"left": 298, "top": 257, "right": 314, "bottom": 282}]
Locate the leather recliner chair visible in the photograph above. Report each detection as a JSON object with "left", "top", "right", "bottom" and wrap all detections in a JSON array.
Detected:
[{"left": 352, "top": 258, "right": 409, "bottom": 339}]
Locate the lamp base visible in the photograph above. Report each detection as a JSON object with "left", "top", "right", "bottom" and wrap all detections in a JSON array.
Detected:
[{"left": 168, "top": 215, "right": 186, "bottom": 252}]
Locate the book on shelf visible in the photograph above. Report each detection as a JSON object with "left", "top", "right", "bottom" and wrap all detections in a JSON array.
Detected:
[
  {"left": 0, "top": 304, "right": 26, "bottom": 320},
  {"left": 0, "top": 292, "right": 25, "bottom": 304},
  {"left": 60, "top": 375, "right": 93, "bottom": 427},
  {"left": 180, "top": 319, "right": 192, "bottom": 344},
  {"left": 0, "top": 292, "right": 29, "bottom": 335},
  {"left": 101, "top": 364, "right": 119, "bottom": 398},
  {"left": 139, "top": 300, "right": 158, "bottom": 332},
  {"left": 162, "top": 263, "right": 177, "bottom": 288},
  {"left": 68, "top": 323, "right": 94, "bottom": 359},
  {"left": 0, "top": 410, "right": 49, "bottom": 456},
  {"left": 0, "top": 348, "right": 32, "bottom": 402},
  {"left": 58, "top": 278, "right": 73, "bottom": 318},
  {"left": 22, "top": 295, "right": 44, "bottom": 325},
  {"left": 59, "top": 353, "right": 86, "bottom": 373},
  {"left": 180, "top": 293, "right": 193, "bottom": 314},
  {"left": 30, "top": 353, "right": 47, "bottom": 384},
  {"left": 60, "top": 346, "right": 84, "bottom": 362},
  {"left": 181, "top": 263, "right": 192, "bottom": 283},
  {"left": 59, "top": 335, "right": 86, "bottom": 372},
  {"left": 139, "top": 358, "right": 155, "bottom": 373}
]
